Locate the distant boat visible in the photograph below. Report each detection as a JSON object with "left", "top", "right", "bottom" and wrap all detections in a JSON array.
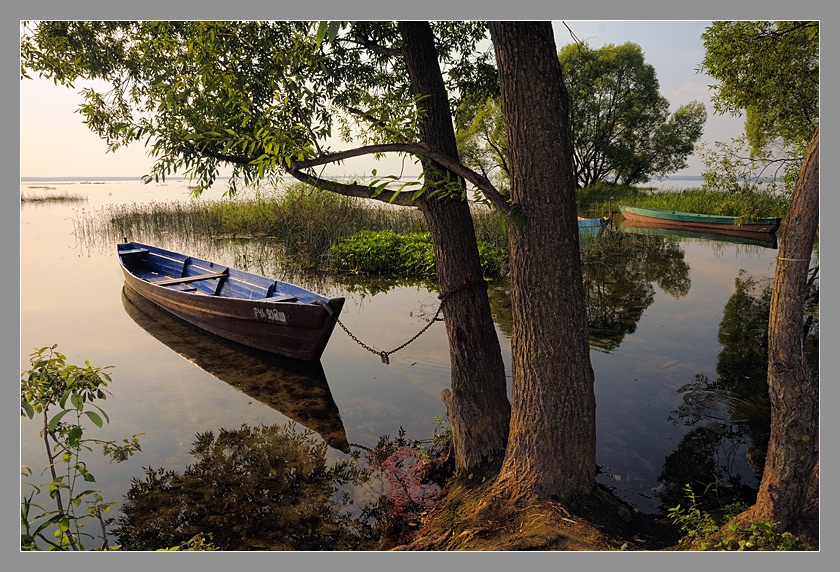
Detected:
[
  {"left": 618, "top": 204, "right": 781, "bottom": 234},
  {"left": 618, "top": 220, "right": 778, "bottom": 249},
  {"left": 118, "top": 242, "right": 344, "bottom": 361},
  {"left": 578, "top": 216, "right": 610, "bottom": 230}
]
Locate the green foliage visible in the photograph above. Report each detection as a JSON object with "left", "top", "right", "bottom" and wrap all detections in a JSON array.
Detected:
[
  {"left": 559, "top": 41, "right": 705, "bottom": 187},
  {"left": 576, "top": 182, "right": 788, "bottom": 221},
  {"left": 330, "top": 230, "right": 508, "bottom": 278},
  {"left": 20, "top": 345, "right": 142, "bottom": 550},
  {"left": 699, "top": 21, "right": 818, "bottom": 195},
  {"left": 668, "top": 484, "right": 810, "bottom": 550},
  {"left": 455, "top": 96, "right": 509, "bottom": 196},
  {"left": 21, "top": 21, "right": 495, "bottom": 200}
]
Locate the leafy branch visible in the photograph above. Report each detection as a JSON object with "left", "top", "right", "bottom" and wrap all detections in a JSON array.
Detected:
[{"left": 21, "top": 345, "right": 143, "bottom": 550}]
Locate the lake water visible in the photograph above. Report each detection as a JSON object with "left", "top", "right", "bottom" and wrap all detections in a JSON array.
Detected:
[{"left": 20, "top": 177, "right": 806, "bottom": 547}]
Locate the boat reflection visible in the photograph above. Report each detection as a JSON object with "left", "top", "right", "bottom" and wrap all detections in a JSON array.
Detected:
[
  {"left": 121, "top": 287, "right": 350, "bottom": 453},
  {"left": 618, "top": 220, "right": 778, "bottom": 249}
]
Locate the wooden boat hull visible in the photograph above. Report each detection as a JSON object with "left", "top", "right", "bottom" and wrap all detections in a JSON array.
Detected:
[
  {"left": 121, "top": 286, "right": 350, "bottom": 451},
  {"left": 619, "top": 205, "right": 781, "bottom": 233},
  {"left": 118, "top": 242, "right": 344, "bottom": 361}
]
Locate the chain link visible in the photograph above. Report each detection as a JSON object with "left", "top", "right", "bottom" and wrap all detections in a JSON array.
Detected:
[
  {"left": 335, "top": 304, "right": 442, "bottom": 364},
  {"left": 330, "top": 278, "right": 485, "bottom": 365}
]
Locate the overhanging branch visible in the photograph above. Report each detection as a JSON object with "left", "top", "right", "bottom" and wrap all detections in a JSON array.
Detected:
[
  {"left": 288, "top": 170, "right": 418, "bottom": 206},
  {"left": 190, "top": 138, "right": 510, "bottom": 213},
  {"left": 290, "top": 142, "right": 510, "bottom": 213}
]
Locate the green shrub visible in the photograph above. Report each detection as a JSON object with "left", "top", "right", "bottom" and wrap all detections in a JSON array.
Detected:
[{"left": 330, "top": 230, "right": 508, "bottom": 279}]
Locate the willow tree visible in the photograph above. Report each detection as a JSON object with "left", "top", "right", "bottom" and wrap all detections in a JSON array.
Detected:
[
  {"left": 21, "top": 21, "right": 511, "bottom": 470},
  {"left": 559, "top": 41, "right": 706, "bottom": 188},
  {"left": 456, "top": 41, "right": 706, "bottom": 190},
  {"left": 488, "top": 21, "right": 597, "bottom": 501},
  {"left": 701, "top": 20, "right": 819, "bottom": 540}
]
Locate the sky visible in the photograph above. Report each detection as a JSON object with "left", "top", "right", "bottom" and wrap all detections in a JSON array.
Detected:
[{"left": 20, "top": 21, "right": 743, "bottom": 180}]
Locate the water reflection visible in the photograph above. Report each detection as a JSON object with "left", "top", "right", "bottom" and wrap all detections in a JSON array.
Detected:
[
  {"left": 658, "top": 270, "right": 819, "bottom": 512},
  {"left": 582, "top": 231, "right": 691, "bottom": 352},
  {"left": 121, "top": 287, "right": 350, "bottom": 453},
  {"left": 618, "top": 220, "right": 778, "bottom": 249},
  {"left": 113, "top": 423, "right": 378, "bottom": 550}
]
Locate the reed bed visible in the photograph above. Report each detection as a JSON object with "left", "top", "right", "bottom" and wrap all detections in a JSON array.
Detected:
[
  {"left": 21, "top": 190, "right": 88, "bottom": 203},
  {"left": 80, "top": 180, "right": 790, "bottom": 277},
  {"left": 577, "top": 182, "right": 789, "bottom": 219}
]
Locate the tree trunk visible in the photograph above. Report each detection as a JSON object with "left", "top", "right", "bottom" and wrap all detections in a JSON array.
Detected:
[
  {"left": 739, "top": 124, "right": 819, "bottom": 533},
  {"left": 397, "top": 22, "right": 510, "bottom": 470},
  {"left": 488, "top": 21, "right": 597, "bottom": 501}
]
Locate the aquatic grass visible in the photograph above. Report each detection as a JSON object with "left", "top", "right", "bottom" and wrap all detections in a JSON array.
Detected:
[
  {"left": 93, "top": 182, "right": 512, "bottom": 273},
  {"left": 99, "top": 184, "right": 429, "bottom": 268},
  {"left": 81, "top": 180, "right": 790, "bottom": 278},
  {"left": 576, "top": 182, "right": 788, "bottom": 219},
  {"left": 21, "top": 190, "right": 88, "bottom": 203}
]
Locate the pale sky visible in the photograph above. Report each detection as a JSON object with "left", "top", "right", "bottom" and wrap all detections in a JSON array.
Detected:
[{"left": 19, "top": 21, "right": 743, "bottom": 180}]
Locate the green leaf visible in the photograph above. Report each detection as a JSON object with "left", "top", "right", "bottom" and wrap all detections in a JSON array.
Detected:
[
  {"left": 315, "top": 21, "right": 328, "bottom": 48},
  {"left": 21, "top": 401, "right": 35, "bottom": 419},
  {"left": 326, "top": 21, "right": 341, "bottom": 44},
  {"left": 84, "top": 410, "right": 104, "bottom": 428},
  {"left": 48, "top": 409, "right": 72, "bottom": 433},
  {"left": 70, "top": 393, "right": 84, "bottom": 411}
]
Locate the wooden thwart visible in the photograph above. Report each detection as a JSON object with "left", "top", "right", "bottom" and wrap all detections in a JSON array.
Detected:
[{"left": 153, "top": 271, "right": 228, "bottom": 286}]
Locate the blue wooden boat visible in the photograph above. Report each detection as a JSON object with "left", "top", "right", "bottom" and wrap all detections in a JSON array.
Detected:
[
  {"left": 578, "top": 216, "right": 609, "bottom": 230},
  {"left": 121, "top": 286, "right": 350, "bottom": 451},
  {"left": 117, "top": 242, "right": 344, "bottom": 361}
]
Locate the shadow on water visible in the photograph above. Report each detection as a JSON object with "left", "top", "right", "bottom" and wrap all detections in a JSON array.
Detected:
[
  {"left": 121, "top": 286, "right": 350, "bottom": 453},
  {"left": 618, "top": 219, "right": 779, "bottom": 249},
  {"left": 656, "top": 269, "right": 819, "bottom": 513}
]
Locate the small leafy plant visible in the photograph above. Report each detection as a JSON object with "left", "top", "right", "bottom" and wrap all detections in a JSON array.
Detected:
[
  {"left": 668, "top": 483, "right": 810, "bottom": 550},
  {"left": 21, "top": 345, "right": 143, "bottom": 550}
]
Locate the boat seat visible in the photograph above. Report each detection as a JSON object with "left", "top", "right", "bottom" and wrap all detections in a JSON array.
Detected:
[
  {"left": 152, "top": 272, "right": 228, "bottom": 286},
  {"left": 266, "top": 296, "right": 298, "bottom": 303}
]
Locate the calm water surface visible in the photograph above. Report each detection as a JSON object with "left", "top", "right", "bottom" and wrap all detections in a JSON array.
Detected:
[{"left": 20, "top": 178, "right": 798, "bottom": 543}]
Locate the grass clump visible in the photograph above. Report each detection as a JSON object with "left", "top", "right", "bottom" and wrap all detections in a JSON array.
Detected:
[
  {"left": 330, "top": 230, "right": 507, "bottom": 279},
  {"left": 21, "top": 190, "right": 87, "bottom": 203}
]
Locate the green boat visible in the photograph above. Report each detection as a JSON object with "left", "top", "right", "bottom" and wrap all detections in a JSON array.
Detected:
[{"left": 619, "top": 204, "right": 781, "bottom": 234}]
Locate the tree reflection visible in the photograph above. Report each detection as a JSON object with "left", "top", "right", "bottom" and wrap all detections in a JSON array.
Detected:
[
  {"left": 583, "top": 232, "right": 690, "bottom": 351},
  {"left": 486, "top": 231, "right": 691, "bottom": 353},
  {"left": 114, "top": 423, "right": 380, "bottom": 550},
  {"left": 658, "top": 270, "right": 819, "bottom": 512}
]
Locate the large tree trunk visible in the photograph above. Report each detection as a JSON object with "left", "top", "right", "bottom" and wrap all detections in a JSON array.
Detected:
[
  {"left": 488, "top": 21, "right": 596, "bottom": 500},
  {"left": 738, "top": 124, "right": 819, "bottom": 534},
  {"left": 397, "top": 22, "right": 510, "bottom": 470}
]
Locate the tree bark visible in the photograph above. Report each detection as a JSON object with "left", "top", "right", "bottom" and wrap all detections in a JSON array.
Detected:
[
  {"left": 488, "top": 21, "right": 597, "bottom": 500},
  {"left": 397, "top": 22, "right": 510, "bottom": 470},
  {"left": 738, "top": 124, "right": 819, "bottom": 532}
]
